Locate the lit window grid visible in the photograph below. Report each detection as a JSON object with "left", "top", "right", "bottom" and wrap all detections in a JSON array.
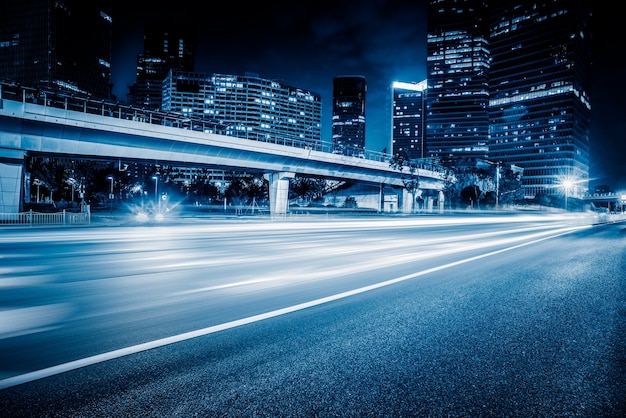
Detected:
[{"left": 162, "top": 71, "right": 322, "bottom": 148}]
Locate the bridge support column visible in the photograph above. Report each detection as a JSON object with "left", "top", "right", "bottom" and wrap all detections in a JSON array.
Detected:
[
  {"left": 0, "top": 149, "right": 26, "bottom": 213},
  {"left": 401, "top": 189, "right": 413, "bottom": 213},
  {"left": 264, "top": 171, "right": 295, "bottom": 216},
  {"left": 438, "top": 190, "right": 445, "bottom": 213}
]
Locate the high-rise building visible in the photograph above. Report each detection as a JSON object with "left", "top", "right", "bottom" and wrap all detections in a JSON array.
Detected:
[
  {"left": 425, "top": 0, "right": 591, "bottom": 200},
  {"left": 332, "top": 76, "right": 367, "bottom": 157},
  {"left": 128, "top": 22, "right": 194, "bottom": 109},
  {"left": 391, "top": 80, "right": 427, "bottom": 160},
  {"left": 0, "top": 0, "right": 113, "bottom": 99},
  {"left": 162, "top": 71, "right": 322, "bottom": 149},
  {"left": 488, "top": 0, "right": 591, "bottom": 199},
  {"left": 426, "top": 0, "right": 490, "bottom": 160}
]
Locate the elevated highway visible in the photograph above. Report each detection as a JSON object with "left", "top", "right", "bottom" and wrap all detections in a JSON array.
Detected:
[{"left": 0, "top": 86, "right": 446, "bottom": 214}]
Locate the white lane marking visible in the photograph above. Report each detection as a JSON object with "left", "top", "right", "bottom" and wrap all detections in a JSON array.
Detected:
[{"left": 0, "top": 225, "right": 589, "bottom": 390}]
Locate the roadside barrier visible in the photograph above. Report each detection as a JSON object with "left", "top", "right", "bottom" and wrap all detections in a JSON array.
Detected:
[{"left": 0, "top": 210, "right": 90, "bottom": 226}]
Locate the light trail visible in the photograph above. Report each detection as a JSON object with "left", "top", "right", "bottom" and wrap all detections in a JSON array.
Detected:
[{"left": 0, "top": 223, "right": 590, "bottom": 391}]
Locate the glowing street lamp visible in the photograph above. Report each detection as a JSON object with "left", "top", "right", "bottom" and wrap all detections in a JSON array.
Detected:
[
  {"left": 68, "top": 177, "right": 75, "bottom": 202},
  {"left": 561, "top": 178, "right": 574, "bottom": 211},
  {"left": 33, "top": 178, "right": 43, "bottom": 203},
  {"left": 106, "top": 175, "right": 114, "bottom": 199},
  {"left": 152, "top": 175, "right": 159, "bottom": 204}
]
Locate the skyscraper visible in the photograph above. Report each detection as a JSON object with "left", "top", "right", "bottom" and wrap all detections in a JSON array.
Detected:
[
  {"left": 392, "top": 80, "right": 427, "bottom": 160},
  {"left": 426, "top": 0, "right": 591, "bottom": 200},
  {"left": 332, "top": 76, "right": 367, "bottom": 157},
  {"left": 0, "top": 0, "right": 113, "bottom": 99},
  {"left": 488, "top": 0, "right": 591, "bottom": 199},
  {"left": 128, "top": 22, "right": 195, "bottom": 109},
  {"left": 426, "top": 0, "right": 490, "bottom": 160}
]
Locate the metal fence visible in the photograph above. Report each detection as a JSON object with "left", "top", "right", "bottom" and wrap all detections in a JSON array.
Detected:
[{"left": 0, "top": 210, "right": 90, "bottom": 226}]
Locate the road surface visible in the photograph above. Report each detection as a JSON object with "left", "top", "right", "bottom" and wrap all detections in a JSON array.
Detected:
[{"left": 0, "top": 213, "right": 624, "bottom": 416}]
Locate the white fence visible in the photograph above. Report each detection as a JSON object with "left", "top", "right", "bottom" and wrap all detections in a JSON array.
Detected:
[{"left": 0, "top": 210, "right": 90, "bottom": 226}]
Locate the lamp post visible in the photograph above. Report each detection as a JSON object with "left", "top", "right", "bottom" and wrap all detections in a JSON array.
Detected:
[
  {"left": 495, "top": 161, "right": 500, "bottom": 210},
  {"left": 485, "top": 160, "right": 501, "bottom": 210},
  {"left": 69, "top": 178, "right": 75, "bottom": 202},
  {"left": 107, "top": 176, "right": 114, "bottom": 198},
  {"left": 152, "top": 175, "right": 159, "bottom": 204},
  {"left": 107, "top": 176, "right": 114, "bottom": 213},
  {"left": 34, "top": 179, "right": 41, "bottom": 203},
  {"left": 562, "top": 179, "right": 573, "bottom": 211},
  {"left": 79, "top": 178, "right": 86, "bottom": 212}
]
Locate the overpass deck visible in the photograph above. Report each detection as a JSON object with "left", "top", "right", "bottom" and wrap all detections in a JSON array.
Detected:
[{"left": 0, "top": 83, "right": 446, "bottom": 214}]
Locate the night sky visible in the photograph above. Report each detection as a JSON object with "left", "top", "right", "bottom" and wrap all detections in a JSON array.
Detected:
[{"left": 110, "top": 1, "right": 626, "bottom": 190}]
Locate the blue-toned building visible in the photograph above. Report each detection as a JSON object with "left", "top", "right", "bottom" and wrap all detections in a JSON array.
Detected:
[
  {"left": 426, "top": 0, "right": 591, "bottom": 199},
  {"left": 426, "top": 0, "right": 490, "bottom": 160},
  {"left": 332, "top": 76, "right": 367, "bottom": 157},
  {"left": 392, "top": 80, "right": 428, "bottom": 160},
  {"left": 162, "top": 70, "right": 322, "bottom": 149},
  {"left": 487, "top": 0, "right": 591, "bottom": 199},
  {"left": 0, "top": 0, "right": 113, "bottom": 99}
]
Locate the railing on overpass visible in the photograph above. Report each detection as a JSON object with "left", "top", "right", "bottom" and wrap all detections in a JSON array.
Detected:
[
  {"left": 0, "top": 82, "right": 396, "bottom": 163},
  {"left": 584, "top": 191, "right": 626, "bottom": 214},
  {"left": 0, "top": 210, "right": 90, "bottom": 226}
]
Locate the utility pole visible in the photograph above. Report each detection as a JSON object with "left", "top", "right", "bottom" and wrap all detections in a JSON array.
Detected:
[{"left": 496, "top": 161, "right": 500, "bottom": 210}]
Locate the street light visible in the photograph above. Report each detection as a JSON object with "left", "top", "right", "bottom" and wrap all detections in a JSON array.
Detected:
[
  {"left": 562, "top": 179, "right": 573, "bottom": 211},
  {"left": 69, "top": 177, "right": 75, "bottom": 202},
  {"left": 558, "top": 175, "right": 579, "bottom": 211},
  {"left": 485, "top": 160, "right": 501, "bottom": 210},
  {"left": 495, "top": 161, "right": 500, "bottom": 210},
  {"left": 107, "top": 175, "right": 114, "bottom": 213},
  {"left": 106, "top": 176, "right": 114, "bottom": 199},
  {"left": 34, "top": 178, "right": 41, "bottom": 203},
  {"left": 152, "top": 175, "right": 159, "bottom": 204}
]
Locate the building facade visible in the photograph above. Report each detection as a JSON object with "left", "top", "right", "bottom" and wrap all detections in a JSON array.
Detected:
[
  {"left": 487, "top": 0, "right": 591, "bottom": 199},
  {"left": 426, "top": 0, "right": 490, "bottom": 160},
  {"left": 391, "top": 80, "right": 428, "bottom": 160},
  {"left": 162, "top": 71, "right": 322, "bottom": 149},
  {"left": 426, "top": 0, "right": 591, "bottom": 200},
  {"left": 0, "top": 0, "right": 113, "bottom": 99},
  {"left": 128, "top": 22, "right": 195, "bottom": 109},
  {"left": 332, "top": 76, "right": 367, "bottom": 157}
]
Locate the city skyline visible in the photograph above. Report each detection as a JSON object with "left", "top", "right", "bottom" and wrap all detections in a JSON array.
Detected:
[
  {"left": 110, "top": 1, "right": 624, "bottom": 189},
  {"left": 110, "top": 1, "right": 428, "bottom": 155}
]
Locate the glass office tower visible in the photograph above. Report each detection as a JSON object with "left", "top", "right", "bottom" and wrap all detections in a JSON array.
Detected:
[
  {"left": 426, "top": 0, "right": 490, "bottom": 160},
  {"left": 488, "top": 1, "right": 591, "bottom": 199},
  {"left": 128, "top": 22, "right": 195, "bottom": 110},
  {"left": 162, "top": 71, "right": 322, "bottom": 149},
  {"left": 391, "top": 80, "right": 427, "bottom": 160},
  {"left": 0, "top": 0, "right": 113, "bottom": 99},
  {"left": 332, "top": 76, "right": 367, "bottom": 157}
]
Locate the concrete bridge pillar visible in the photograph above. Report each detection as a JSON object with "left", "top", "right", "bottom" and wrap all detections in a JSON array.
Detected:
[
  {"left": 264, "top": 171, "right": 295, "bottom": 216},
  {"left": 401, "top": 189, "right": 413, "bottom": 213},
  {"left": 438, "top": 190, "right": 445, "bottom": 213},
  {"left": 0, "top": 149, "right": 25, "bottom": 213}
]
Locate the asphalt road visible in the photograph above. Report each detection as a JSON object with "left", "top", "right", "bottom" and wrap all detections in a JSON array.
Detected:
[{"left": 0, "top": 214, "right": 624, "bottom": 417}]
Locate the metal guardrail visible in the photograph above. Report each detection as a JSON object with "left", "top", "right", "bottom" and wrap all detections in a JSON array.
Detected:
[
  {"left": 0, "top": 210, "right": 90, "bottom": 226},
  {"left": 0, "top": 82, "right": 396, "bottom": 164}
]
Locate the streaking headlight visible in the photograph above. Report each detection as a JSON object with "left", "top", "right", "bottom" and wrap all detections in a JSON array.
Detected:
[{"left": 135, "top": 212, "right": 150, "bottom": 222}]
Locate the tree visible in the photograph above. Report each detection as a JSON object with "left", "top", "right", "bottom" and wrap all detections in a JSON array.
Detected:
[
  {"left": 290, "top": 176, "right": 324, "bottom": 203},
  {"left": 245, "top": 175, "right": 268, "bottom": 204},
  {"left": 342, "top": 196, "right": 358, "bottom": 208},
  {"left": 224, "top": 173, "right": 268, "bottom": 206},
  {"left": 498, "top": 167, "right": 524, "bottom": 206},
  {"left": 460, "top": 185, "right": 483, "bottom": 209}
]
